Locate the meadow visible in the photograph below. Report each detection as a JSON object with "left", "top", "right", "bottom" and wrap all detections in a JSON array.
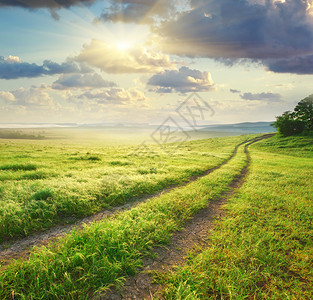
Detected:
[
  {"left": 0, "top": 130, "right": 250, "bottom": 241},
  {"left": 0, "top": 134, "right": 252, "bottom": 298},
  {"left": 0, "top": 132, "right": 312, "bottom": 299},
  {"left": 159, "top": 135, "right": 313, "bottom": 299}
]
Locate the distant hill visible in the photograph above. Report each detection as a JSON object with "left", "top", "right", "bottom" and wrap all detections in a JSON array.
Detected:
[
  {"left": 0, "top": 121, "right": 276, "bottom": 143},
  {"left": 197, "top": 122, "right": 276, "bottom": 134}
]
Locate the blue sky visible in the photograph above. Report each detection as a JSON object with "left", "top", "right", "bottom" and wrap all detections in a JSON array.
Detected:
[{"left": 1, "top": 0, "right": 313, "bottom": 125}]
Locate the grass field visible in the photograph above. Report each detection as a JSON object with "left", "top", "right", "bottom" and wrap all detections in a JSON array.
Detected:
[
  {"left": 0, "top": 134, "right": 250, "bottom": 241},
  {"left": 159, "top": 135, "right": 313, "bottom": 299},
  {"left": 0, "top": 136, "right": 251, "bottom": 298},
  {"left": 0, "top": 133, "right": 312, "bottom": 299}
]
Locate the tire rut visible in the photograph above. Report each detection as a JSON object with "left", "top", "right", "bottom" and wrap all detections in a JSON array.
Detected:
[
  {"left": 100, "top": 134, "right": 275, "bottom": 300},
  {"left": 0, "top": 137, "right": 256, "bottom": 265}
]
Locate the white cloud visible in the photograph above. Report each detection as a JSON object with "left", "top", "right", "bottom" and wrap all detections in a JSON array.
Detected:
[
  {"left": 52, "top": 73, "right": 117, "bottom": 90},
  {"left": 75, "top": 39, "right": 176, "bottom": 74},
  {"left": 78, "top": 87, "right": 148, "bottom": 104},
  {"left": 1, "top": 85, "right": 55, "bottom": 107},
  {"left": 0, "top": 91, "right": 15, "bottom": 102},
  {"left": 4, "top": 55, "right": 21, "bottom": 63}
]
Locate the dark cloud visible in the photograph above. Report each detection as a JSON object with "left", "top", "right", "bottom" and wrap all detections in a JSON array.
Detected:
[
  {"left": 0, "top": 0, "right": 97, "bottom": 20},
  {"left": 52, "top": 73, "right": 117, "bottom": 89},
  {"left": 267, "top": 54, "right": 313, "bottom": 74},
  {"left": 156, "top": 0, "right": 313, "bottom": 74},
  {"left": 42, "top": 60, "right": 81, "bottom": 74},
  {"left": 0, "top": 57, "right": 44, "bottom": 80},
  {"left": 230, "top": 89, "right": 241, "bottom": 93},
  {"left": 240, "top": 92, "right": 282, "bottom": 101},
  {"left": 98, "top": 0, "right": 176, "bottom": 24},
  {"left": 0, "top": 0, "right": 96, "bottom": 9},
  {"left": 148, "top": 66, "right": 214, "bottom": 93},
  {"left": 152, "top": 87, "right": 173, "bottom": 93},
  {"left": 0, "top": 56, "right": 89, "bottom": 79}
]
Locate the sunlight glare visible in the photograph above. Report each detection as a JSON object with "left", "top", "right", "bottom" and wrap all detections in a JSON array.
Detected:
[{"left": 117, "top": 41, "right": 133, "bottom": 50}]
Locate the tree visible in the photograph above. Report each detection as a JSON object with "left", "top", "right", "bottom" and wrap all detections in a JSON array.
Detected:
[
  {"left": 272, "top": 111, "right": 305, "bottom": 136},
  {"left": 272, "top": 94, "right": 313, "bottom": 136},
  {"left": 293, "top": 94, "right": 313, "bottom": 130}
]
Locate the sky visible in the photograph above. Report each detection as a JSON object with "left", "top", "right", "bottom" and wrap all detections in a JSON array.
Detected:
[{"left": 1, "top": 0, "right": 313, "bottom": 126}]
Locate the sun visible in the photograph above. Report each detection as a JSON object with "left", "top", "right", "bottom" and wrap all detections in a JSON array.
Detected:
[{"left": 117, "top": 41, "right": 133, "bottom": 50}]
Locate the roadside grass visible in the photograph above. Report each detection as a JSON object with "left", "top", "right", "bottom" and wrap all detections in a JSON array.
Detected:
[
  {"left": 0, "top": 135, "right": 252, "bottom": 241},
  {"left": 160, "top": 136, "right": 313, "bottom": 299},
  {"left": 0, "top": 142, "right": 249, "bottom": 299}
]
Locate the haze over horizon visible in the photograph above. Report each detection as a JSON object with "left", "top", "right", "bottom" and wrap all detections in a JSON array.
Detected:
[{"left": 1, "top": 0, "right": 313, "bottom": 125}]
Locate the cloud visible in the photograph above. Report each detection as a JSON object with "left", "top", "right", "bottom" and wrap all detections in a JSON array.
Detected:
[
  {"left": 42, "top": 60, "right": 82, "bottom": 74},
  {"left": 97, "top": 0, "right": 177, "bottom": 24},
  {"left": 4, "top": 55, "right": 21, "bottom": 63},
  {"left": 0, "top": 56, "right": 89, "bottom": 79},
  {"left": 78, "top": 87, "right": 147, "bottom": 104},
  {"left": 156, "top": 0, "right": 313, "bottom": 74},
  {"left": 0, "top": 0, "right": 96, "bottom": 9},
  {"left": 52, "top": 73, "right": 117, "bottom": 90},
  {"left": 147, "top": 66, "right": 214, "bottom": 93},
  {"left": 0, "top": 56, "right": 46, "bottom": 79},
  {"left": 230, "top": 89, "right": 241, "bottom": 93},
  {"left": 0, "top": 0, "right": 176, "bottom": 22},
  {"left": 240, "top": 92, "right": 282, "bottom": 101},
  {"left": 0, "top": 91, "right": 15, "bottom": 102},
  {"left": 75, "top": 39, "right": 175, "bottom": 74},
  {"left": 266, "top": 54, "right": 313, "bottom": 74},
  {"left": 0, "top": 85, "right": 55, "bottom": 107}
]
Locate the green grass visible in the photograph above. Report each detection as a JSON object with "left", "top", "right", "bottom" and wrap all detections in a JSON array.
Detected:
[
  {"left": 31, "top": 188, "right": 54, "bottom": 201},
  {"left": 255, "top": 134, "right": 313, "bottom": 158},
  {"left": 0, "top": 142, "right": 250, "bottom": 299},
  {"left": 159, "top": 136, "right": 313, "bottom": 299},
  {"left": 0, "top": 135, "right": 252, "bottom": 241},
  {"left": 0, "top": 163, "right": 37, "bottom": 171}
]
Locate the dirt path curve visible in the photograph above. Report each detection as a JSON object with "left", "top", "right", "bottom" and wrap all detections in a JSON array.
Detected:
[
  {"left": 100, "top": 133, "right": 275, "bottom": 300},
  {"left": 0, "top": 137, "right": 255, "bottom": 265}
]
